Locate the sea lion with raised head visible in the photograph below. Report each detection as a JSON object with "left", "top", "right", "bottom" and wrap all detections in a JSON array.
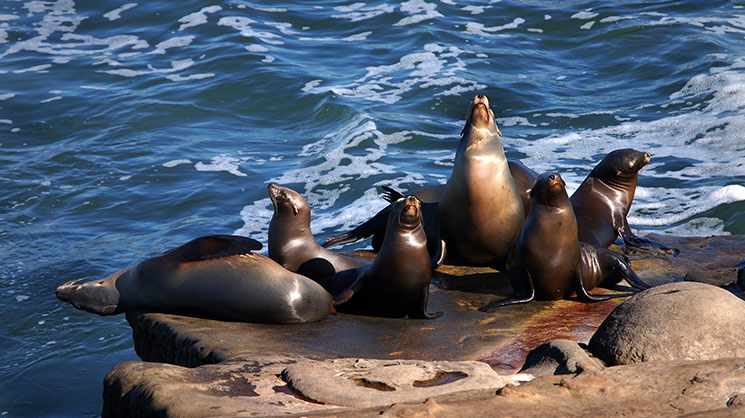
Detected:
[
  {"left": 319, "top": 196, "right": 442, "bottom": 319},
  {"left": 56, "top": 235, "right": 334, "bottom": 324},
  {"left": 570, "top": 148, "right": 675, "bottom": 254},
  {"left": 267, "top": 184, "right": 371, "bottom": 281},
  {"left": 437, "top": 94, "right": 524, "bottom": 265},
  {"left": 480, "top": 172, "right": 649, "bottom": 311},
  {"left": 381, "top": 158, "right": 536, "bottom": 216}
]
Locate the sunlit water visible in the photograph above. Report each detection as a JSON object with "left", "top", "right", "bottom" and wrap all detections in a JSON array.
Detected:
[{"left": 2, "top": 1, "right": 745, "bottom": 416}]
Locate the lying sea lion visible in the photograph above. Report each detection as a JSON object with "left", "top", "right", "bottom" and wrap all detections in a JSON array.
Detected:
[
  {"left": 56, "top": 235, "right": 334, "bottom": 324},
  {"left": 481, "top": 172, "right": 649, "bottom": 311},
  {"left": 267, "top": 184, "right": 370, "bottom": 281},
  {"left": 437, "top": 94, "right": 524, "bottom": 265},
  {"left": 570, "top": 148, "right": 676, "bottom": 254},
  {"left": 318, "top": 196, "right": 442, "bottom": 319}
]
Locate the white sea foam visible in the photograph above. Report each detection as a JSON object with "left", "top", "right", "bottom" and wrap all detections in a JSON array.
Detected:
[
  {"left": 303, "top": 43, "right": 484, "bottom": 104},
  {"left": 332, "top": 4, "right": 394, "bottom": 22},
  {"left": 178, "top": 5, "right": 222, "bottom": 31},
  {"left": 395, "top": 0, "right": 443, "bottom": 26},
  {"left": 163, "top": 159, "right": 192, "bottom": 168},
  {"left": 571, "top": 11, "right": 599, "bottom": 20},
  {"left": 465, "top": 18, "right": 525, "bottom": 36},
  {"left": 152, "top": 36, "right": 194, "bottom": 55},
  {"left": 195, "top": 154, "right": 247, "bottom": 177},
  {"left": 103, "top": 3, "right": 137, "bottom": 21}
]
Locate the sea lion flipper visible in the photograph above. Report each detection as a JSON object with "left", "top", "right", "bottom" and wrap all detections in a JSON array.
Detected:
[
  {"left": 381, "top": 186, "right": 405, "bottom": 203},
  {"left": 479, "top": 271, "right": 535, "bottom": 312},
  {"left": 170, "top": 235, "right": 263, "bottom": 263},
  {"left": 619, "top": 226, "right": 680, "bottom": 256},
  {"left": 408, "top": 287, "right": 442, "bottom": 319},
  {"left": 575, "top": 261, "right": 636, "bottom": 302},
  {"left": 322, "top": 205, "right": 392, "bottom": 249},
  {"left": 312, "top": 268, "right": 367, "bottom": 305}
]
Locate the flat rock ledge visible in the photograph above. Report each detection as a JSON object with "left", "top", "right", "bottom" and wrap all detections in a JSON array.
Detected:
[{"left": 103, "top": 234, "right": 745, "bottom": 417}]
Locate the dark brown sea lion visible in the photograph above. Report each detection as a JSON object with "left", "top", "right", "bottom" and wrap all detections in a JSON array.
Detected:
[
  {"left": 56, "top": 235, "right": 334, "bottom": 324},
  {"left": 318, "top": 196, "right": 442, "bottom": 319},
  {"left": 570, "top": 148, "right": 675, "bottom": 254},
  {"left": 480, "top": 172, "right": 649, "bottom": 310},
  {"left": 267, "top": 184, "right": 370, "bottom": 281},
  {"left": 437, "top": 94, "right": 524, "bottom": 265}
]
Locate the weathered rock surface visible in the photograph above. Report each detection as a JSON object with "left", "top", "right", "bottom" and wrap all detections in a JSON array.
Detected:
[
  {"left": 519, "top": 339, "right": 605, "bottom": 376},
  {"left": 102, "top": 356, "right": 745, "bottom": 417},
  {"left": 102, "top": 235, "right": 745, "bottom": 416},
  {"left": 589, "top": 281, "right": 745, "bottom": 366},
  {"left": 359, "top": 358, "right": 745, "bottom": 418},
  {"left": 282, "top": 358, "right": 509, "bottom": 408}
]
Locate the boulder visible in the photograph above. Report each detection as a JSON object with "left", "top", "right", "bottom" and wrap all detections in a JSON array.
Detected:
[{"left": 589, "top": 282, "right": 745, "bottom": 365}]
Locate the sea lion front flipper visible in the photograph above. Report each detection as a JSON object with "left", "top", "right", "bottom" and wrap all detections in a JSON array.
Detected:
[
  {"left": 408, "top": 287, "right": 442, "bottom": 319},
  {"left": 322, "top": 205, "right": 392, "bottom": 250},
  {"left": 381, "top": 186, "right": 405, "bottom": 203},
  {"left": 168, "top": 235, "right": 263, "bottom": 262}
]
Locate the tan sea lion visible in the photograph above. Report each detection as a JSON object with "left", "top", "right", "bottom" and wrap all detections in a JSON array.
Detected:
[
  {"left": 318, "top": 196, "right": 442, "bottom": 319},
  {"left": 322, "top": 158, "right": 536, "bottom": 255},
  {"left": 570, "top": 148, "right": 676, "bottom": 254},
  {"left": 438, "top": 94, "right": 524, "bottom": 265},
  {"left": 56, "top": 235, "right": 334, "bottom": 324},
  {"left": 267, "top": 184, "right": 370, "bottom": 281},
  {"left": 481, "top": 172, "right": 649, "bottom": 310}
]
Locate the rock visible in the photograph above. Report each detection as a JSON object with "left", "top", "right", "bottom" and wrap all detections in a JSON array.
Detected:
[
  {"left": 519, "top": 339, "right": 605, "bottom": 376},
  {"left": 103, "top": 357, "right": 745, "bottom": 417},
  {"left": 588, "top": 282, "right": 745, "bottom": 366},
  {"left": 281, "top": 358, "right": 509, "bottom": 408},
  {"left": 102, "top": 357, "right": 347, "bottom": 418}
]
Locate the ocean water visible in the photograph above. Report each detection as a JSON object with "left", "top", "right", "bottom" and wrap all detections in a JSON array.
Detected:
[{"left": 2, "top": 1, "right": 745, "bottom": 416}]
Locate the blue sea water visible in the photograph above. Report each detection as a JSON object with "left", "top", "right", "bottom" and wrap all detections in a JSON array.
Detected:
[{"left": 2, "top": 0, "right": 745, "bottom": 416}]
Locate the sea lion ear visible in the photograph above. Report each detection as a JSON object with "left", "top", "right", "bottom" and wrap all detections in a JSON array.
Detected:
[{"left": 292, "top": 203, "right": 298, "bottom": 216}]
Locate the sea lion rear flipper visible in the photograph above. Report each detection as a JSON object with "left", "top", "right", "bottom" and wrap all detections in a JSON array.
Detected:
[
  {"left": 408, "top": 287, "right": 442, "bottom": 319},
  {"left": 575, "top": 259, "right": 635, "bottom": 302},
  {"left": 619, "top": 225, "right": 679, "bottom": 256},
  {"left": 322, "top": 205, "right": 392, "bottom": 250},
  {"left": 170, "top": 235, "right": 263, "bottom": 262},
  {"left": 479, "top": 270, "right": 535, "bottom": 312},
  {"left": 313, "top": 268, "right": 367, "bottom": 305},
  {"left": 381, "top": 186, "right": 405, "bottom": 203}
]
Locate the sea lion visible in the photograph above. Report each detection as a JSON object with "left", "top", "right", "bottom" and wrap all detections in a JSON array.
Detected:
[
  {"left": 323, "top": 158, "right": 536, "bottom": 255},
  {"left": 480, "top": 172, "right": 649, "bottom": 311},
  {"left": 570, "top": 148, "right": 675, "bottom": 253},
  {"left": 267, "top": 184, "right": 371, "bottom": 281},
  {"left": 382, "top": 158, "right": 536, "bottom": 216},
  {"left": 56, "top": 235, "right": 334, "bottom": 324},
  {"left": 437, "top": 94, "right": 524, "bottom": 265},
  {"left": 318, "top": 196, "right": 442, "bottom": 319}
]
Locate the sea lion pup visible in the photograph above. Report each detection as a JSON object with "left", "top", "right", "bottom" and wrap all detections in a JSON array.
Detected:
[
  {"left": 318, "top": 196, "right": 442, "bottom": 319},
  {"left": 437, "top": 94, "right": 524, "bottom": 265},
  {"left": 56, "top": 235, "right": 334, "bottom": 324},
  {"left": 570, "top": 148, "right": 676, "bottom": 254},
  {"left": 267, "top": 184, "right": 370, "bottom": 281},
  {"left": 480, "top": 172, "right": 649, "bottom": 311}
]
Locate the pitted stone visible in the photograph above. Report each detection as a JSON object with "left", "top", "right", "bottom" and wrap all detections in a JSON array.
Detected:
[{"left": 282, "top": 358, "right": 508, "bottom": 408}]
